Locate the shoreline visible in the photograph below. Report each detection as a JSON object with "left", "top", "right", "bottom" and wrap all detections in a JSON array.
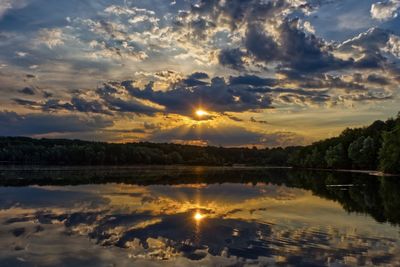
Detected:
[
  {"left": 0, "top": 164, "right": 398, "bottom": 176},
  {"left": 292, "top": 167, "right": 400, "bottom": 177}
]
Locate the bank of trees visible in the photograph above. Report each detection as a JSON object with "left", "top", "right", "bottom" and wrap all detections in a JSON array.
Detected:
[
  {"left": 0, "top": 137, "right": 295, "bottom": 166},
  {"left": 288, "top": 113, "right": 400, "bottom": 174},
  {"left": 0, "top": 113, "right": 399, "bottom": 173}
]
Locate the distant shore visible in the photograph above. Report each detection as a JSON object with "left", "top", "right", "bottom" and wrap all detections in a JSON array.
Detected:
[{"left": 0, "top": 164, "right": 398, "bottom": 176}]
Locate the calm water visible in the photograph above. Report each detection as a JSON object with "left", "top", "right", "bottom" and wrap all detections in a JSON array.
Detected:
[{"left": 0, "top": 166, "right": 399, "bottom": 267}]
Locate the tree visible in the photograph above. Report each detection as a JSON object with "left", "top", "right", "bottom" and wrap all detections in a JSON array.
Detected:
[
  {"left": 348, "top": 136, "right": 378, "bottom": 169},
  {"left": 379, "top": 123, "right": 400, "bottom": 174},
  {"left": 325, "top": 144, "right": 347, "bottom": 169}
]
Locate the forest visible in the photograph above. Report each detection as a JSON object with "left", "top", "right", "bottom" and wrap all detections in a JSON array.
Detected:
[
  {"left": 288, "top": 113, "right": 400, "bottom": 174},
  {"left": 0, "top": 113, "right": 399, "bottom": 173}
]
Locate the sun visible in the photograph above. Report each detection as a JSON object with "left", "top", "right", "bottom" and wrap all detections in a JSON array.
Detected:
[
  {"left": 195, "top": 109, "right": 208, "bottom": 117},
  {"left": 194, "top": 212, "right": 204, "bottom": 221}
]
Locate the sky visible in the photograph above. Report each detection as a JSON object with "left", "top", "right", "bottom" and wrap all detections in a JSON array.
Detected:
[{"left": 0, "top": 0, "right": 400, "bottom": 147}]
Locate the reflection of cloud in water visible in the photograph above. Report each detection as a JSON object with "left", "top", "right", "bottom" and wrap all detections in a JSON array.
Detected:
[
  {"left": 0, "top": 183, "right": 400, "bottom": 266},
  {"left": 0, "top": 186, "right": 109, "bottom": 209}
]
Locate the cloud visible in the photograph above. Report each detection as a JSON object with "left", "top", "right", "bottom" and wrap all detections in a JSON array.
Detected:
[
  {"left": 70, "top": 97, "right": 113, "bottom": 115},
  {"left": 218, "top": 48, "right": 246, "bottom": 70},
  {"left": 367, "top": 74, "right": 390, "bottom": 85},
  {"left": 250, "top": 117, "right": 268, "bottom": 124},
  {"left": 245, "top": 19, "right": 352, "bottom": 73},
  {"left": 15, "top": 51, "right": 28, "bottom": 57},
  {"left": 229, "top": 75, "right": 277, "bottom": 87},
  {"left": 187, "top": 72, "right": 209, "bottom": 80},
  {"left": 0, "top": 111, "right": 113, "bottom": 136},
  {"left": 244, "top": 24, "right": 280, "bottom": 63},
  {"left": 385, "top": 34, "right": 400, "bottom": 58},
  {"left": 123, "top": 76, "right": 273, "bottom": 116},
  {"left": 184, "top": 1, "right": 353, "bottom": 74},
  {"left": 35, "top": 28, "right": 65, "bottom": 49},
  {"left": 96, "top": 83, "right": 163, "bottom": 115},
  {"left": 0, "top": 0, "right": 27, "bottom": 19},
  {"left": 12, "top": 69, "right": 393, "bottom": 120},
  {"left": 339, "top": 27, "right": 390, "bottom": 53},
  {"left": 18, "top": 87, "right": 35, "bottom": 95},
  {"left": 337, "top": 27, "right": 395, "bottom": 70},
  {"left": 370, "top": 0, "right": 400, "bottom": 21}
]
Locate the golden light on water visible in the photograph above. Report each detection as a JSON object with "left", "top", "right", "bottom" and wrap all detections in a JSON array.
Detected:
[{"left": 194, "top": 212, "right": 204, "bottom": 221}]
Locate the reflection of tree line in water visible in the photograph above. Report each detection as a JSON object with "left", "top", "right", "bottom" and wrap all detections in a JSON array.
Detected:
[{"left": 1, "top": 168, "right": 399, "bottom": 225}]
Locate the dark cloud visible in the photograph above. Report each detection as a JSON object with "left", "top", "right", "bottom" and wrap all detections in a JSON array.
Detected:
[
  {"left": 181, "top": 77, "right": 209, "bottom": 87},
  {"left": 244, "top": 24, "right": 280, "bottom": 63},
  {"left": 0, "top": 111, "right": 113, "bottom": 136},
  {"left": 218, "top": 48, "right": 246, "bottom": 70},
  {"left": 244, "top": 19, "right": 352, "bottom": 73},
  {"left": 223, "top": 113, "right": 244, "bottom": 122},
  {"left": 13, "top": 67, "right": 390, "bottom": 120},
  {"left": 188, "top": 17, "right": 216, "bottom": 40},
  {"left": 276, "top": 72, "right": 368, "bottom": 92},
  {"left": 339, "top": 27, "right": 390, "bottom": 53},
  {"left": 14, "top": 69, "right": 387, "bottom": 119},
  {"left": 367, "top": 74, "right": 390, "bottom": 85},
  {"left": 188, "top": 1, "right": 354, "bottom": 74},
  {"left": 123, "top": 76, "right": 273, "bottom": 115},
  {"left": 340, "top": 91, "right": 393, "bottom": 102},
  {"left": 103, "top": 96, "right": 160, "bottom": 115},
  {"left": 354, "top": 53, "right": 386, "bottom": 69},
  {"left": 277, "top": 92, "right": 330, "bottom": 105},
  {"left": 143, "top": 122, "right": 160, "bottom": 130},
  {"left": 250, "top": 117, "right": 268, "bottom": 124},
  {"left": 229, "top": 75, "right": 277, "bottom": 87},
  {"left": 12, "top": 96, "right": 112, "bottom": 115},
  {"left": 18, "top": 87, "right": 35, "bottom": 95},
  {"left": 41, "top": 99, "right": 74, "bottom": 112},
  {"left": 106, "top": 128, "right": 147, "bottom": 134},
  {"left": 12, "top": 98, "right": 37, "bottom": 106},
  {"left": 338, "top": 28, "right": 392, "bottom": 69},
  {"left": 187, "top": 72, "right": 209, "bottom": 80},
  {"left": 96, "top": 83, "right": 161, "bottom": 115},
  {"left": 43, "top": 91, "right": 53, "bottom": 98},
  {"left": 70, "top": 97, "right": 113, "bottom": 115},
  {"left": 277, "top": 19, "right": 352, "bottom": 72}
]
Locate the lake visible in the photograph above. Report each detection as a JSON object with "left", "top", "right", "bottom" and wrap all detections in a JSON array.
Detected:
[{"left": 0, "top": 166, "right": 399, "bottom": 266}]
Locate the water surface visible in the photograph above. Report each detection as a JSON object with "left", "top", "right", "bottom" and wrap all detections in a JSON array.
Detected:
[{"left": 0, "top": 166, "right": 399, "bottom": 266}]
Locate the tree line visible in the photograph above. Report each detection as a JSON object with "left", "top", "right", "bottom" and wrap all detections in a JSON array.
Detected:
[
  {"left": 288, "top": 113, "right": 400, "bottom": 174},
  {"left": 0, "top": 113, "right": 399, "bottom": 173},
  {"left": 0, "top": 137, "right": 296, "bottom": 166}
]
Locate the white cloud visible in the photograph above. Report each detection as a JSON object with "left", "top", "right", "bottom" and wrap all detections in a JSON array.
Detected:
[
  {"left": 385, "top": 34, "right": 400, "bottom": 58},
  {"left": 370, "top": 0, "right": 400, "bottom": 21},
  {"left": 15, "top": 51, "right": 28, "bottom": 57},
  {"left": 35, "top": 28, "right": 65, "bottom": 49},
  {"left": 0, "top": 0, "right": 27, "bottom": 19}
]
